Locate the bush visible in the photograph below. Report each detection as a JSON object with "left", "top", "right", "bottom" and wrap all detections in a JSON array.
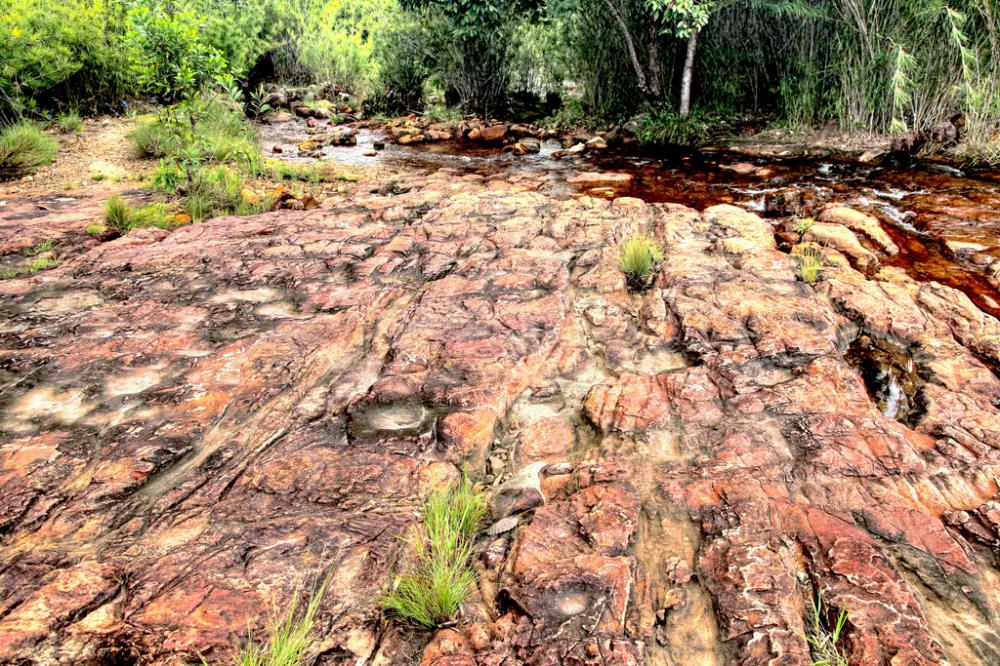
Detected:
[
  {"left": 130, "top": 94, "right": 260, "bottom": 171},
  {"left": 632, "top": 109, "right": 720, "bottom": 146},
  {"left": 124, "top": 0, "right": 234, "bottom": 104},
  {"left": 381, "top": 477, "right": 487, "bottom": 629},
  {"left": 0, "top": 0, "right": 129, "bottom": 122},
  {"left": 0, "top": 122, "right": 58, "bottom": 179},
  {"left": 54, "top": 111, "right": 83, "bottom": 133}
]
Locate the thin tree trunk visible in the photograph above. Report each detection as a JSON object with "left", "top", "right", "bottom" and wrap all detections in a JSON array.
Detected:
[
  {"left": 679, "top": 29, "right": 698, "bottom": 119},
  {"left": 647, "top": 23, "right": 662, "bottom": 103},
  {"left": 601, "top": 0, "right": 650, "bottom": 99}
]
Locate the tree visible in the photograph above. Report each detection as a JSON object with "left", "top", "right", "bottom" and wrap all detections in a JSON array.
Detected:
[{"left": 647, "top": 0, "right": 716, "bottom": 116}]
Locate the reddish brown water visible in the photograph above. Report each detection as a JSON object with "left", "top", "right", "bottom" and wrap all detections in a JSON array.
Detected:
[{"left": 259, "top": 120, "right": 1000, "bottom": 318}]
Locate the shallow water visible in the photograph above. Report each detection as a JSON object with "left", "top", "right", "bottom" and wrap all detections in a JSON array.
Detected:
[{"left": 259, "top": 120, "right": 1000, "bottom": 318}]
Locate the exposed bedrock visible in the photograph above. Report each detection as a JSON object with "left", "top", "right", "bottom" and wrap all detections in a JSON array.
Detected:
[{"left": 0, "top": 171, "right": 998, "bottom": 665}]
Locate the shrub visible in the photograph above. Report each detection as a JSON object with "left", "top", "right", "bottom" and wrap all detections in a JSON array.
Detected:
[
  {"left": 124, "top": 0, "right": 234, "bottom": 104},
  {"left": 618, "top": 232, "right": 664, "bottom": 290},
  {"left": 104, "top": 195, "right": 174, "bottom": 232},
  {"left": 0, "top": 122, "right": 58, "bottom": 179},
  {"left": 55, "top": 111, "right": 83, "bottom": 133},
  {"left": 0, "top": 0, "right": 129, "bottom": 122},
  {"left": 633, "top": 110, "right": 720, "bottom": 146},
  {"left": 129, "top": 95, "right": 260, "bottom": 172},
  {"left": 381, "top": 477, "right": 487, "bottom": 629}
]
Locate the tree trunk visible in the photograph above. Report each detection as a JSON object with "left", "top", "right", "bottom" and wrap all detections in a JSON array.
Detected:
[
  {"left": 601, "top": 0, "right": 650, "bottom": 100},
  {"left": 647, "top": 23, "right": 662, "bottom": 103},
  {"left": 679, "top": 29, "right": 698, "bottom": 119}
]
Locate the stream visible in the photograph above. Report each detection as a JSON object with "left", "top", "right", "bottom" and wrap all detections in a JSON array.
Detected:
[{"left": 260, "top": 120, "right": 1000, "bottom": 320}]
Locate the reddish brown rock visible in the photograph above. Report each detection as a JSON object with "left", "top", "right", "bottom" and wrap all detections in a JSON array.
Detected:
[
  {"left": 1, "top": 167, "right": 999, "bottom": 666},
  {"left": 567, "top": 172, "right": 633, "bottom": 190}
]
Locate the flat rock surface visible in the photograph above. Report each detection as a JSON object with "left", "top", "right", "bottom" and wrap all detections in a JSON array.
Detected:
[{"left": 1, "top": 169, "right": 999, "bottom": 665}]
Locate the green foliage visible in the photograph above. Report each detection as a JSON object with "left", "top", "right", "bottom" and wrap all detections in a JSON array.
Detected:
[
  {"left": 124, "top": 0, "right": 235, "bottom": 104},
  {"left": 794, "top": 216, "right": 815, "bottom": 235},
  {"left": 632, "top": 109, "right": 718, "bottom": 145},
  {"left": 185, "top": 165, "right": 271, "bottom": 221},
  {"left": 798, "top": 247, "right": 824, "bottom": 284},
  {"left": 54, "top": 111, "right": 83, "bottom": 133},
  {"left": 130, "top": 94, "right": 260, "bottom": 171},
  {"left": 264, "top": 159, "right": 355, "bottom": 183},
  {"left": 0, "top": 0, "right": 129, "bottom": 121},
  {"left": 152, "top": 161, "right": 186, "bottom": 194},
  {"left": 104, "top": 195, "right": 175, "bottom": 232},
  {"left": 804, "top": 593, "right": 849, "bottom": 666},
  {"left": 86, "top": 223, "right": 108, "bottom": 235},
  {"left": 202, "top": 578, "right": 328, "bottom": 666},
  {"left": 618, "top": 232, "right": 665, "bottom": 289},
  {"left": 0, "top": 122, "right": 58, "bottom": 179},
  {"left": 367, "top": 11, "right": 440, "bottom": 114},
  {"left": 0, "top": 241, "right": 61, "bottom": 279},
  {"left": 381, "top": 477, "right": 487, "bottom": 629},
  {"left": 645, "top": 0, "right": 717, "bottom": 37}
]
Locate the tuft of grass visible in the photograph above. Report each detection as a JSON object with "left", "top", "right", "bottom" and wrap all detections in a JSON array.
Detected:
[
  {"left": 55, "top": 111, "right": 83, "bottom": 134},
  {"left": 86, "top": 223, "right": 107, "bottom": 235},
  {"left": 0, "top": 122, "right": 58, "bottom": 180},
  {"left": 798, "top": 247, "right": 824, "bottom": 284},
  {"left": 0, "top": 244, "right": 61, "bottom": 279},
  {"left": 794, "top": 216, "right": 815, "bottom": 236},
  {"left": 203, "top": 578, "right": 329, "bottom": 666},
  {"left": 28, "top": 256, "right": 59, "bottom": 272},
  {"left": 381, "top": 476, "right": 487, "bottom": 629},
  {"left": 25, "top": 240, "right": 56, "bottom": 256},
  {"left": 618, "top": 232, "right": 664, "bottom": 289},
  {"left": 804, "top": 594, "right": 850, "bottom": 666},
  {"left": 104, "top": 195, "right": 174, "bottom": 232}
]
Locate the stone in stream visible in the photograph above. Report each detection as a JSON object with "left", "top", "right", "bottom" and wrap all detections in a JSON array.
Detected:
[
  {"left": 567, "top": 171, "right": 633, "bottom": 190},
  {"left": 0, "top": 167, "right": 999, "bottom": 666}
]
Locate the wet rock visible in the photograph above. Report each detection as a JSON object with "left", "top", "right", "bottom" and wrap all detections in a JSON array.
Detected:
[
  {"left": 819, "top": 205, "right": 899, "bottom": 255},
  {"left": 2, "top": 167, "right": 1000, "bottom": 666},
  {"left": 567, "top": 172, "right": 633, "bottom": 190},
  {"left": 510, "top": 137, "right": 540, "bottom": 156}
]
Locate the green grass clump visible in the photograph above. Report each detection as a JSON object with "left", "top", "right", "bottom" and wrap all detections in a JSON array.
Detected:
[
  {"left": 104, "top": 195, "right": 174, "bottom": 232},
  {"left": 264, "top": 160, "right": 355, "bottom": 184},
  {"left": 794, "top": 217, "right": 815, "bottom": 236},
  {"left": 0, "top": 122, "right": 58, "bottom": 180},
  {"left": 798, "top": 248, "right": 824, "bottom": 284},
  {"left": 86, "top": 223, "right": 107, "bottom": 235},
  {"left": 804, "top": 594, "right": 849, "bottom": 666},
  {"left": 184, "top": 165, "right": 272, "bottom": 222},
  {"left": 618, "top": 232, "right": 664, "bottom": 289},
  {"left": 381, "top": 477, "right": 488, "bottom": 629},
  {"left": 55, "top": 111, "right": 83, "bottom": 134},
  {"left": 0, "top": 242, "right": 61, "bottom": 279},
  {"left": 633, "top": 110, "right": 720, "bottom": 147},
  {"left": 203, "top": 578, "right": 328, "bottom": 666}
]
